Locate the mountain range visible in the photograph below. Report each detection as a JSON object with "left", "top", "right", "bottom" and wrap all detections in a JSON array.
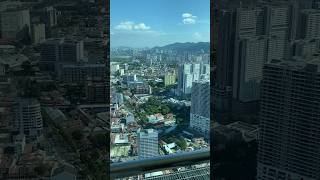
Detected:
[{"left": 153, "top": 42, "right": 210, "bottom": 53}]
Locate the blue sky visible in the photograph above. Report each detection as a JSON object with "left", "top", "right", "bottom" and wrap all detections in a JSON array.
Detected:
[{"left": 111, "top": 0, "right": 210, "bottom": 48}]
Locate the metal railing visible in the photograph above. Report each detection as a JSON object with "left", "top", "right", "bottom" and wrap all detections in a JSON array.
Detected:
[{"left": 110, "top": 149, "right": 210, "bottom": 179}]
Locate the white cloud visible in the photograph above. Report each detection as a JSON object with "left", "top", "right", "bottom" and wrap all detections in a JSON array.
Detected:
[
  {"left": 114, "top": 21, "right": 134, "bottom": 30},
  {"left": 182, "top": 13, "right": 196, "bottom": 18},
  {"left": 182, "top": 13, "right": 197, "bottom": 24},
  {"left": 114, "top": 21, "right": 150, "bottom": 30},
  {"left": 183, "top": 18, "right": 196, "bottom": 24},
  {"left": 134, "top": 23, "right": 150, "bottom": 30},
  {"left": 193, "top": 32, "right": 202, "bottom": 39}
]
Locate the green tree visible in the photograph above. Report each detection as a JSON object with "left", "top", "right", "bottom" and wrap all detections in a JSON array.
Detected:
[
  {"left": 72, "top": 129, "right": 83, "bottom": 141},
  {"left": 160, "top": 105, "right": 170, "bottom": 115},
  {"left": 178, "top": 138, "right": 187, "bottom": 150}
]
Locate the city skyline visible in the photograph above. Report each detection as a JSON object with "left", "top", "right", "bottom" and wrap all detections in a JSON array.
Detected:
[{"left": 111, "top": 0, "right": 210, "bottom": 48}]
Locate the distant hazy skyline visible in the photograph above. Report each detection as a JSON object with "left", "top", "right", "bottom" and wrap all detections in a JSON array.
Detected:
[{"left": 111, "top": 0, "right": 210, "bottom": 48}]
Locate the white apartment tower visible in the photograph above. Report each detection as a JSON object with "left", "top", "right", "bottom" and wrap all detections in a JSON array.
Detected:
[
  {"left": 178, "top": 63, "right": 202, "bottom": 95},
  {"left": 13, "top": 98, "right": 43, "bottom": 142},
  {"left": 190, "top": 81, "right": 210, "bottom": 138},
  {"left": 137, "top": 129, "right": 159, "bottom": 159}
]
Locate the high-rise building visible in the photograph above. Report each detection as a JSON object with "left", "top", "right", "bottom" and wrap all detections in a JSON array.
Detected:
[
  {"left": 192, "top": 63, "right": 201, "bottom": 82},
  {"left": 190, "top": 81, "right": 210, "bottom": 138},
  {"left": 266, "top": 6, "right": 290, "bottom": 61},
  {"left": 13, "top": 98, "right": 43, "bottom": 142},
  {"left": 137, "top": 129, "right": 159, "bottom": 159},
  {"left": 0, "top": 9, "right": 30, "bottom": 39},
  {"left": 178, "top": 63, "right": 202, "bottom": 94},
  {"left": 182, "top": 74, "right": 193, "bottom": 94},
  {"left": 215, "top": 4, "right": 296, "bottom": 112},
  {"left": 59, "top": 39, "right": 84, "bottom": 63},
  {"left": 201, "top": 63, "right": 210, "bottom": 75},
  {"left": 300, "top": 9, "right": 320, "bottom": 40},
  {"left": 110, "top": 62, "right": 120, "bottom": 74},
  {"left": 40, "top": 38, "right": 84, "bottom": 72},
  {"left": 31, "top": 23, "right": 46, "bottom": 44},
  {"left": 58, "top": 63, "right": 106, "bottom": 84},
  {"left": 214, "top": 9, "right": 236, "bottom": 112},
  {"left": 232, "top": 37, "right": 268, "bottom": 102},
  {"left": 42, "top": 6, "right": 58, "bottom": 28},
  {"left": 164, "top": 73, "right": 176, "bottom": 86},
  {"left": 85, "top": 77, "right": 107, "bottom": 104},
  {"left": 257, "top": 57, "right": 320, "bottom": 180},
  {"left": 231, "top": 7, "right": 268, "bottom": 106},
  {"left": 292, "top": 39, "right": 320, "bottom": 57},
  {"left": 178, "top": 63, "right": 192, "bottom": 92}
]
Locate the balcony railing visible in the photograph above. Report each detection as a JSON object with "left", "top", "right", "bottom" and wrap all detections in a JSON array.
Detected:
[{"left": 110, "top": 149, "right": 210, "bottom": 179}]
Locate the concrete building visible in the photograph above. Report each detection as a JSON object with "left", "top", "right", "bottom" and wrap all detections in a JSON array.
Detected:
[
  {"left": 135, "top": 84, "right": 152, "bottom": 95},
  {"left": 178, "top": 63, "right": 202, "bottom": 94},
  {"left": 215, "top": 4, "right": 294, "bottom": 112},
  {"left": 13, "top": 98, "right": 43, "bottom": 142},
  {"left": 85, "top": 77, "right": 107, "bottom": 104},
  {"left": 0, "top": 1, "right": 23, "bottom": 12},
  {"left": 110, "top": 62, "right": 120, "bottom": 75},
  {"left": 213, "top": 9, "right": 236, "bottom": 112},
  {"left": 125, "top": 113, "right": 134, "bottom": 124},
  {"left": 293, "top": 39, "right": 320, "bottom": 58},
  {"left": 182, "top": 74, "right": 193, "bottom": 94},
  {"left": 83, "top": 38, "right": 104, "bottom": 63},
  {"left": 31, "top": 23, "right": 45, "bottom": 44},
  {"left": 300, "top": 9, "right": 320, "bottom": 40},
  {"left": 257, "top": 57, "right": 320, "bottom": 180},
  {"left": 164, "top": 73, "right": 176, "bottom": 86},
  {"left": 265, "top": 6, "right": 290, "bottom": 61},
  {"left": 178, "top": 63, "right": 191, "bottom": 94},
  {"left": 0, "top": 9, "right": 30, "bottom": 39},
  {"left": 40, "top": 38, "right": 84, "bottom": 72},
  {"left": 190, "top": 81, "right": 210, "bottom": 138},
  {"left": 123, "top": 74, "right": 137, "bottom": 83},
  {"left": 201, "top": 64, "right": 210, "bottom": 75},
  {"left": 137, "top": 129, "right": 159, "bottom": 159},
  {"left": 42, "top": 6, "right": 59, "bottom": 28},
  {"left": 232, "top": 37, "right": 268, "bottom": 102},
  {"left": 192, "top": 63, "right": 201, "bottom": 82},
  {"left": 111, "top": 93, "right": 124, "bottom": 105},
  {"left": 58, "top": 63, "right": 106, "bottom": 84}
]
